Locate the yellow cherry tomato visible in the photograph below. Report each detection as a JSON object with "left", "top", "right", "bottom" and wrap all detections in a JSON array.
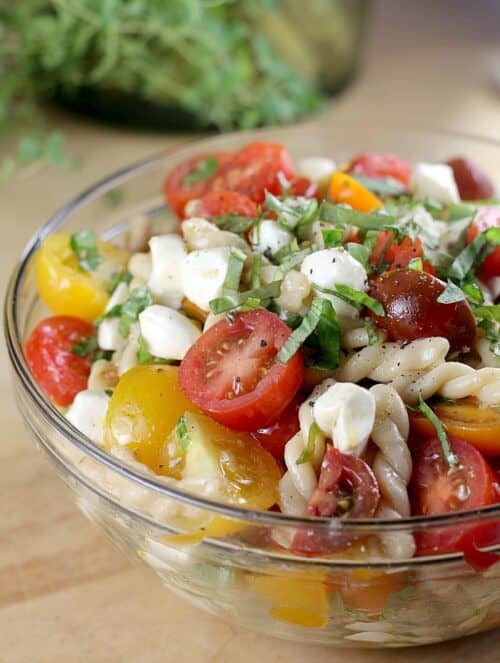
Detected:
[
  {"left": 104, "top": 365, "right": 199, "bottom": 476},
  {"left": 36, "top": 232, "right": 128, "bottom": 322},
  {"left": 247, "top": 570, "right": 329, "bottom": 629},
  {"left": 165, "top": 411, "right": 281, "bottom": 510},
  {"left": 328, "top": 171, "right": 383, "bottom": 212}
]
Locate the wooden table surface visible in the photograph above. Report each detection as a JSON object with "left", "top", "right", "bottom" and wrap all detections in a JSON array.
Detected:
[{"left": 1, "top": 2, "right": 499, "bottom": 661}]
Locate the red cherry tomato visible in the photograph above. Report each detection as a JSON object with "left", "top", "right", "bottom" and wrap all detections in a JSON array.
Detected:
[
  {"left": 348, "top": 153, "right": 412, "bottom": 186},
  {"left": 446, "top": 157, "right": 495, "bottom": 201},
  {"left": 288, "top": 176, "right": 319, "bottom": 199},
  {"left": 293, "top": 446, "right": 380, "bottom": 555},
  {"left": 163, "top": 152, "right": 231, "bottom": 217},
  {"left": 466, "top": 206, "right": 500, "bottom": 280},
  {"left": 368, "top": 268, "right": 476, "bottom": 352},
  {"left": 25, "top": 316, "right": 95, "bottom": 407},
  {"left": 251, "top": 395, "right": 300, "bottom": 463},
  {"left": 193, "top": 189, "right": 259, "bottom": 218},
  {"left": 210, "top": 142, "right": 296, "bottom": 204},
  {"left": 370, "top": 231, "right": 436, "bottom": 274},
  {"left": 178, "top": 309, "right": 304, "bottom": 432},
  {"left": 411, "top": 437, "right": 498, "bottom": 556}
]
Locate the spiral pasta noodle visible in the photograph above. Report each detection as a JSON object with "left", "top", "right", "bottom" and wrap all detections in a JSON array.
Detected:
[
  {"left": 369, "top": 384, "right": 415, "bottom": 559},
  {"left": 336, "top": 337, "right": 500, "bottom": 406}
]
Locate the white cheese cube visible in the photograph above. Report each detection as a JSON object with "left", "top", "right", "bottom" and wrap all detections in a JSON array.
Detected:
[
  {"left": 296, "top": 156, "right": 336, "bottom": 183},
  {"left": 300, "top": 247, "right": 368, "bottom": 319},
  {"left": 66, "top": 390, "right": 110, "bottom": 446},
  {"left": 139, "top": 305, "right": 201, "bottom": 360},
  {"left": 181, "top": 247, "right": 231, "bottom": 312},
  {"left": 147, "top": 234, "right": 187, "bottom": 308},
  {"left": 313, "top": 382, "right": 375, "bottom": 457},
  {"left": 410, "top": 163, "right": 460, "bottom": 204},
  {"left": 97, "top": 281, "right": 129, "bottom": 352},
  {"left": 251, "top": 220, "right": 293, "bottom": 256}
]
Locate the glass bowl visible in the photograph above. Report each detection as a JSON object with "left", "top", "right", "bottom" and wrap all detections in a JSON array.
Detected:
[{"left": 4, "top": 124, "right": 500, "bottom": 648}]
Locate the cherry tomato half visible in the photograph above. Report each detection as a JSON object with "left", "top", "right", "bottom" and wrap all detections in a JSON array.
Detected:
[
  {"left": 410, "top": 398, "right": 500, "bottom": 457},
  {"left": 348, "top": 153, "right": 412, "bottom": 186},
  {"left": 368, "top": 268, "right": 476, "bottom": 352},
  {"left": 210, "top": 142, "right": 296, "bottom": 204},
  {"left": 25, "top": 316, "right": 94, "bottom": 406},
  {"left": 288, "top": 176, "right": 319, "bottom": 199},
  {"left": 446, "top": 157, "right": 495, "bottom": 201},
  {"left": 251, "top": 395, "right": 301, "bottom": 464},
  {"left": 163, "top": 152, "right": 231, "bottom": 217},
  {"left": 411, "top": 437, "right": 498, "bottom": 556},
  {"left": 328, "top": 172, "right": 383, "bottom": 212},
  {"left": 178, "top": 308, "right": 304, "bottom": 431},
  {"left": 466, "top": 206, "right": 500, "bottom": 280},
  {"left": 370, "top": 231, "right": 435, "bottom": 274},
  {"left": 193, "top": 189, "right": 259, "bottom": 218},
  {"left": 293, "top": 446, "right": 380, "bottom": 555}
]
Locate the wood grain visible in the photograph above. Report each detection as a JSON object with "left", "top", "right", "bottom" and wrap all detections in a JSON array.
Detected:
[{"left": 1, "top": 2, "right": 499, "bottom": 660}]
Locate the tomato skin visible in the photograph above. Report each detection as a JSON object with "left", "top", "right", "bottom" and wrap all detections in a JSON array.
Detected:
[
  {"left": 164, "top": 152, "right": 231, "bottom": 217},
  {"left": 348, "top": 153, "right": 412, "bottom": 186},
  {"left": 411, "top": 437, "right": 498, "bottom": 556},
  {"left": 288, "top": 176, "right": 319, "bottom": 199},
  {"left": 370, "top": 231, "right": 435, "bottom": 274},
  {"left": 193, "top": 189, "right": 259, "bottom": 218},
  {"left": 328, "top": 171, "right": 382, "bottom": 212},
  {"left": 293, "top": 446, "right": 380, "bottom": 555},
  {"left": 410, "top": 399, "right": 500, "bottom": 456},
  {"left": 446, "top": 157, "right": 495, "bottom": 201},
  {"left": 251, "top": 395, "right": 300, "bottom": 464},
  {"left": 25, "top": 316, "right": 94, "bottom": 407},
  {"left": 210, "top": 142, "right": 296, "bottom": 204},
  {"left": 178, "top": 309, "right": 304, "bottom": 432},
  {"left": 466, "top": 206, "right": 500, "bottom": 279},
  {"left": 368, "top": 268, "right": 476, "bottom": 352}
]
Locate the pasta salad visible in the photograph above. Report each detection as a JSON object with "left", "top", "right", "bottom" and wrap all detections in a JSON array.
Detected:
[{"left": 25, "top": 141, "right": 500, "bottom": 562}]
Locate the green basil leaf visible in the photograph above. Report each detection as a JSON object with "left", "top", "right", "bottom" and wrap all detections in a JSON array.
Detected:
[
  {"left": 223, "top": 247, "right": 246, "bottom": 294},
  {"left": 448, "top": 232, "right": 487, "bottom": 281},
  {"left": 297, "top": 422, "right": 320, "bottom": 465},
  {"left": 136, "top": 335, "right": 175, "bottom": 365},
  {"left": 109, "top": 270, "right": 133, "bottom": 294},
  {"left": 352, "top": 175, "right": 406, "bottom": 197},
  {"left": 319, "top": 201, "right": 395, "bottom": 231},
  {"left": 313, "top": 283, "right": 385, "bottom": 317},
  {"left": 415, "top": 395, "right": 458, "bottom": 468},
  {"left": 182, "top": 156, "right": 219, "bottom": 186},
  {"left": 210, "top": 214, "right": 259, "bottom": 234},
  {"left": 408, "top": 257, "right": 423, "bottom": 271},
  {"left": 321, "top": 227, "right": 343, "bottom": 248},
  {"left": 250, "top": 252, "right": 262, "bottom": 289},
  {"left": 265, "top": 192, "right": 318, "bottom": 230},
  {"left": 346, "top": 242, "right": 371, "bottom": 268},
  {"left": 473, "top": 304, "right": 500, "bottom": 322},
  {"left": 118, "top": 287, "right": 153, "bottom": 337},
  {"left": 278, "top": 247, "right": 313, "bottom": 275},
  {"left": 70, "top": 231, "right": 102, "bottom": 272},
  {"left": 277, "top": 298, "right": 340, "bottom": 368},
  {"left": 71, "top": 335, "right": 97, "bottom": 357},
  {"left": 176, "top": 415, "right": 190, "bottom": 452},
  {"left": 436, "top": 281, "right": 467, "bottom": 304},
  {"left": 209, "top": 281, "right": 282, "bottom": 315}
]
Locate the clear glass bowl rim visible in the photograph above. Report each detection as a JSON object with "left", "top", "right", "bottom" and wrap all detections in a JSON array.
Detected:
[{"left": 5, "top": 123, "right": 500, "bottom": 538}]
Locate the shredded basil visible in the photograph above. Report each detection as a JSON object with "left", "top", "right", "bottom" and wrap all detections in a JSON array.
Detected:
[
  {"left": 109, "top": 269, "right": 132, "bottom": 294},
  {"left": 176, "top": 415, "right": 190, "bottom": 452},
  {"left": 415, "top": 395, "right": 458, "bottom": 468},
  {"left": 250, "top": 253, "right": 262, "bottom": 289},
  {"left": 473, "top": 304, "right": 500, "bottom": 357},
  {"left": 346, "top": 242, "right": 371, "bottom": 269},
  {"left": 352, "top": 175, "right": 406, "bottom": 197},
  {"left": 104, "top": 389, "right": 114, "bottom": 398},
  {"left": 437, "top": 281, "right": 467, "bottom": 304},
  {"left": 210, "top": 214, "right": 259, "bottom": 234},
  {"left": 136, "top": 336, "right": 175, "bottom": 365},
  {"left": 363, "top": 318, "right": 381, "bottom": 346},
  {"left": 297, "top": 422, "right": 321, "bottom": 465},
  {"left": 265, "top": 192, "right": 318, "bottom": 230},
  {"left": 278, "top": 298, "right": 340, "bottom": 368},
  {"left": 319, "top": 201, "right": 395, "bottom": 232},
  {"left": 273, "top": 237, "right": 300, "bottom": 263},
  {"left": 448, "top": 227, "right": 500, "bottom": 282},
  {"left": 70, "top": 231, "right": 102, "bottom": 272},
  {"left": 321, "top": 227, "right": 343, "bottom": 248},
  {"left": 182, "top": 156, "right": 219, "bottom": 186},
  {"left": 313, "top": 283, "right": 385, "bottom": 317},
  {"left": 118, "top": 287, "right": 153, "bottom": 337},
  {"left": 408, "top": 257, "right": 423, "bottom": 271},
  {"left": 209, "top": 281, "right": 282, "bottom": 314},
  {"left": 71, "top": 335, "right": 97, "bottom": 357},
  {"left": 278, "top": 247, "right": 313, "bottom": 275},
  {"left": 223, "top": 247, "right": 246, "bottom": 294}
]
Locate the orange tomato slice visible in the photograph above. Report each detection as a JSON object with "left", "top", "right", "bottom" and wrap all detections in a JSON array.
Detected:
[
  {"left": 410, "top": 398, "right": 500, "bottom": 456},
  {"left": 328, "top": 171, "right": 383, "bottom": 212}
]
